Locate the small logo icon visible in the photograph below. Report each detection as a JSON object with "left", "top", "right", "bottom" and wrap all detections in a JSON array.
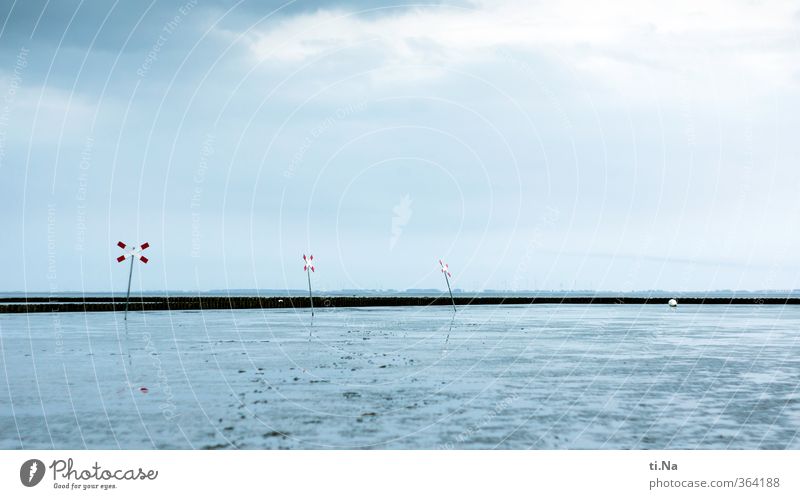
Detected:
[
  {"left": 20, "top": 459, "right": 45, "bottom": 487},
  {"left": 389, "top": 194, "right": 412, "bottom": 250}
]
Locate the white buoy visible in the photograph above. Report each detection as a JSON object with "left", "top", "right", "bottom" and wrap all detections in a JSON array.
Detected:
[{"left": 668, "top": 298, "right": 678, "bottom": 308}]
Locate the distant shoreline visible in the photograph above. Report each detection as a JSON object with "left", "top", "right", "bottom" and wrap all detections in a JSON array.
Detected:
[{"left": 1, "top": 296, "right": 798, "bottom": 314}]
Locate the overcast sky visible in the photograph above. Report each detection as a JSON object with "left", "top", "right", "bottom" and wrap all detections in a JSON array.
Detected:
[{"left": 1, "top": 0, "right": 799, "bottom": 293}]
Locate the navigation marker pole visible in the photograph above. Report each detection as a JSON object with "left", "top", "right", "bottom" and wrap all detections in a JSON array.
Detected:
[
  {"left": 439, "top": 259, "right": 456, "bottom": 313},
  {"left": 303, "top": 254, "right": 315, "bottom": 317},
  {"left": 116, "top": 241, "right": 150, "bottom": 320}
]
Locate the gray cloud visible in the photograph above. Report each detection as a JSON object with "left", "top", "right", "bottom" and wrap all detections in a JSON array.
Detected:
[{"left": 0, "top": 0, "right": 450, "bottom": 52}]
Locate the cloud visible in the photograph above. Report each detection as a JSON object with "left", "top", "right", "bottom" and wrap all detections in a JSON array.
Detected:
[
  {"left": 243, "top": 0, "right": 800, "bottom": 99},
  {"left": 2, "top": 0, "right": 799, "bottom": 292},
  {"left": 0, "top": 81, "right": 97, "bottom": 144},
  {"left": 0, "top": 0, "right": 444, "bottom": 53}
]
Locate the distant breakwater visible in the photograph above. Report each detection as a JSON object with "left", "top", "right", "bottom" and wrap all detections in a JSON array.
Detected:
[{"left": 0, "top": 296, "right": 798, "bottom": 314}]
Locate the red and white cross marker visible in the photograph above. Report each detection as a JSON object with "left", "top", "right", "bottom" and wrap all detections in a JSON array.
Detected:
[
  {"left": 303, "top": 254, "right": 315, "bottom": 317},
  {"left": 439, "top": 259, "right": 456, "bottom": 313},
  {"left": 116, "top": 241, "right": 150, "bottom": 320},
  {"left": 116, "top": 241, "right": 150, "bottom": 264},
  {"left": 303, "top": 254, "right": 315, "bottom": 272},
  {"left": 439, "top": 259, "right": 451, "bottom": 278}
]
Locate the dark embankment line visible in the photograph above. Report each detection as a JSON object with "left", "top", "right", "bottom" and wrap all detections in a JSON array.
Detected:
[
  {"left": 0, "top": 296, "right": 798, "bottom": 313},
  {"left": 0, "top": 297, "right": 170, "bottom": 303}
]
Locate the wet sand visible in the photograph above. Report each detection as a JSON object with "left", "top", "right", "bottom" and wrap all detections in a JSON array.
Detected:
[{"left": 1, "top": 304, "right": 798, "bottom": 449}]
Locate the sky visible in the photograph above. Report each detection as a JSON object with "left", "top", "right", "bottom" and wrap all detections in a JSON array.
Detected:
[{"left": 1, "top": 0, "right": 799, "bottom": 294}]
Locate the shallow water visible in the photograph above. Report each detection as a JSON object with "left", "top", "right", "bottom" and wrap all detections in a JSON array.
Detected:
[{"left": 1, "top": 304, "right": 798, "bottom": 449}]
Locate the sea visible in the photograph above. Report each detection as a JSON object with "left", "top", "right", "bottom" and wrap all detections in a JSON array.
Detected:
[{"left": 1, "top": 304, "right": 798, "bottom": 449}]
